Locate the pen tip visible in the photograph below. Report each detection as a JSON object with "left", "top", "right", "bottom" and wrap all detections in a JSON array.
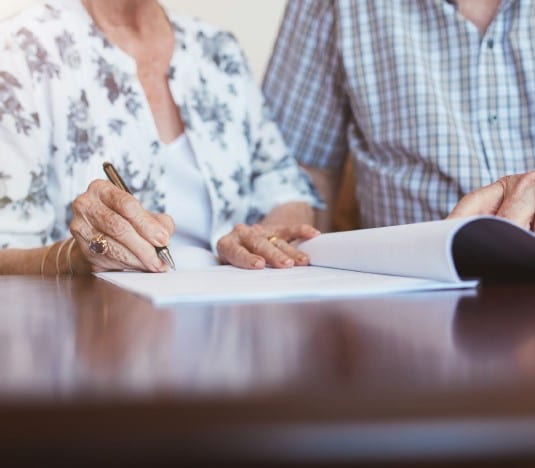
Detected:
[{"left": 158, "top": 248, "right": 176, "bottom": 272}]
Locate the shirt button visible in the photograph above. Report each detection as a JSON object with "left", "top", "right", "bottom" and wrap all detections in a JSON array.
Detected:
[
  {"left": 487, "top": 38, "right": 494, "bottom": 49},
  {"left": 488, "top": 114, "right": 498, "bottom": 123}
]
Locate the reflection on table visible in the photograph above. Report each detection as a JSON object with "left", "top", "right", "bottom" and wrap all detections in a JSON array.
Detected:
[
  {"left": 2, "top": 276, "right": 535, "bottom": 466},
  {"left": 2, "top": 276, "right": 535, "bottom": 399}
]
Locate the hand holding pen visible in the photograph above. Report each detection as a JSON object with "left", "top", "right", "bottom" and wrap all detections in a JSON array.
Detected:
[
  {"left": 69, "top": 162, "right": 176, "bottom": 273},
  {"left": 103, "top": 162, "right": 175, "bottom": 270}
]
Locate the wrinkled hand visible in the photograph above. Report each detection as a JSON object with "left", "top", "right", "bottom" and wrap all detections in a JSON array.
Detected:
[
  {"left": 70, "top": 180, "right": 175, "bottom": 272},
  {"left": 448, "top": 171, "right": 535, "bottom": 230},
  {"left": 217, "top": 223, "right": 321, "bottom": 269}
]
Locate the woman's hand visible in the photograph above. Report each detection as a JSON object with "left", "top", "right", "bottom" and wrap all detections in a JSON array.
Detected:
[
  {"left": 216, "top": 223, "right": 320, "bottom": 269},
  {"left": 70, "top": 180, "right": 175, "bottom": 273}
]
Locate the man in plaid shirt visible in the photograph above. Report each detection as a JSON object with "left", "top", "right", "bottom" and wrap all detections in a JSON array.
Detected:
[{"left": 263, "top": 0, "right": 535, "bottom": 231}]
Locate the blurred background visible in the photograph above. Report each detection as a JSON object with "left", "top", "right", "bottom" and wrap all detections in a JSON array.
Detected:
[{"left": 0, "top": 0, "right": 287, "bottom": 81}]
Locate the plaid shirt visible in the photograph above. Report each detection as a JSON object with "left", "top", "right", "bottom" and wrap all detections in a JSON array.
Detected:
[{"left": 263, "top": 0, "right": 535, "bottom": 228}]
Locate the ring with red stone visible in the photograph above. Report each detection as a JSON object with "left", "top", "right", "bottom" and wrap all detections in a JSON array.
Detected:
[{"left": 88, "top": 233, "right": 109, "bottom": 255}]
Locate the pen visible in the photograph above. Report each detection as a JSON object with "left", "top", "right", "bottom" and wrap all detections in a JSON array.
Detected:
[{"left": 102, "top": 161, "right": 176, "bottom": 271}]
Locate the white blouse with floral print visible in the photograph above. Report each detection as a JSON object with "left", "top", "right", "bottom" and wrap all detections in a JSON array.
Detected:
[{"left": 0, "top": 0, "right": 322, "bottom": 255}]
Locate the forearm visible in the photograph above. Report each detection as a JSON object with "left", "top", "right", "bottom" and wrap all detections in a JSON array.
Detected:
[
  {"left": 300, "top": 165, "right": 342, "bottom": 232},
  {"left": 0, "top": 240, "right": 91, "bottom": 275},
  {"left": 260, "top": 201, "right": 314, "bottom": 228},
  {"left": 0, "top": 247, "right": 47, "bottom": 275}
]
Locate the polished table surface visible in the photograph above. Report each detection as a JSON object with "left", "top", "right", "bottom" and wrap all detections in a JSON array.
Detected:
[{"left": 1, "top": 275, "right": 535, "bottom": 466}]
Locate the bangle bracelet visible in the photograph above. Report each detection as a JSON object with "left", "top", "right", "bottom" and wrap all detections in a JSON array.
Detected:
[
  {"left": 40, "top": 245, "right": 53, "bottom": 277},
  {"left": 66, "top": 238, "right": 77, "bottom": 276},
  {"left": 55, "top": 239, "right": 69, "bottom": 275}
]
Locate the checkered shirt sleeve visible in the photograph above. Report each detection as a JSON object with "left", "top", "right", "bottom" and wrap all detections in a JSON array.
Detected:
[{"left": 263, "top": 0, "right": 350, "bottom": 171}]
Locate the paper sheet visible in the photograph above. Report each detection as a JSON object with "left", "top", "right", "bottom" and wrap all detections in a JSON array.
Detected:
[
  {"left": 97, "top": 266, "right": 477, "bottom": 305},
  {"left": 299, "top": 218, "right": 471, "bottom": 282}
]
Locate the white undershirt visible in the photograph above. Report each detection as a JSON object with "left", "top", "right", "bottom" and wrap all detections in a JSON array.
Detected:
[{"left": 159, "top": 134, "right": 218, "bottom": 268}]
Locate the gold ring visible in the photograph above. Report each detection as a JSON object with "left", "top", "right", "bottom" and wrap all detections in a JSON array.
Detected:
[
  {"left": 88, "top": 233, "right": 109, "bottom": 255},
  {"left": 267, "top": 235, "right": 279, "bottom": 245}
]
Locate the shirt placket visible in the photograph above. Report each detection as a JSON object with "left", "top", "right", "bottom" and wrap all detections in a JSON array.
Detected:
[{"left": 475, "top": 1, "right": 516, "bottom": 183}]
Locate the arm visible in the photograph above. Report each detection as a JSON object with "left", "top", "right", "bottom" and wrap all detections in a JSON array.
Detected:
[
  {"left": 0, "top": 30, "right": 173, "bottom": 275},
  {"left": 262, "top": 0, "right": 351, "bottom": 228},
  {"left": 260, "top": 201, "right": 314, "bottom": 227},
  {"left": 0, "top": 241, "right": 92, "bottom": 275},
  {"left": 0, "top": 247, "right": 49, "bottom": 275},
  {"left": 215, "top": 31, "right": 324, "bottom": 269},
  {"left": 0, "top": 32, "right": 56, "bottom": 274},
  {"left": 0, "top": 28, "right": 92, "bottom": 275},
  {"left": 300, "top": 165, "right": 343, "bottom": 232}
]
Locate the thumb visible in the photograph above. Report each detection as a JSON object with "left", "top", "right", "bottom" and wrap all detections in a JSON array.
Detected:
[{"left": 448, "top": 181, "right": 505, "bottom": 218}]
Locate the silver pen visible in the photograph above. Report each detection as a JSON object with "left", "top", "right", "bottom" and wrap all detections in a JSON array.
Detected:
[{"left": 103, "top": 162, "right": 176, "bottom": 271}]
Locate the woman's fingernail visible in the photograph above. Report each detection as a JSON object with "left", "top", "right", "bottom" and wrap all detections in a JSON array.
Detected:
[
  {"left": 298, "top": 254, "right": 309, "bottom": 263},
  {"left": 283, "top": 257, "right": 294, "bottom": 267},
  {"left": 252, "top": 258, "right": 264, "bottom": 268}
]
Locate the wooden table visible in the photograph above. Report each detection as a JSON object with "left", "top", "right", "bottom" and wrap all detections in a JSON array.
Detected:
[{"left": 1, "top": 275, "right": 535, "bottom": 466}]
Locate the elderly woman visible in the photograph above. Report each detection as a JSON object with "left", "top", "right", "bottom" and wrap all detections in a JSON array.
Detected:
[{"left": 0, "top": 0, "right": 322, "bottom": 275}]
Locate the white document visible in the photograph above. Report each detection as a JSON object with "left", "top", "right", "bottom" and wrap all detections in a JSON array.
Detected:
[
  {"left": 300, "top": 215, "right": 535, "bottom": 282},
  {"left": 97, "top": 215, "right": 535, "bottom": 305},
  {"left": 97, "top": 266, "right": 477, "bottom": 306}
]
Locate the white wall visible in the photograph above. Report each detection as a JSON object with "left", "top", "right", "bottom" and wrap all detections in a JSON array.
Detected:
[{"left": 0, "top": 0, "right": 286, "bottom": 80}]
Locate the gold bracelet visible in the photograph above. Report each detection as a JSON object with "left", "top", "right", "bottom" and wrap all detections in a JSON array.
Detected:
[
  {"left": 55, "top": 239, "right": 69, "bottom": 275},
  {"left": 40, "top": 245, "right": 53, "bottom": 277},
  {"left": 66, "top": 238, "right": 77, "bottom": 276}
]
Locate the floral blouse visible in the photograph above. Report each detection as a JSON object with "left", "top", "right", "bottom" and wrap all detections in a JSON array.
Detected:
[{"left": 0, "top": 0, "right": 321, "bottom": 252}]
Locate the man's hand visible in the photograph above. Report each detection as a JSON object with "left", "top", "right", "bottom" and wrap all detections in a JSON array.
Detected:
[
  {"left": 217, "top": 223, "right": 320, "bottom": 269},
  {"left": 70, "top": 180, "right": 175, "bottom": 272},
  {"left": 448, "top": 171, "right": 535, "bottom": 230}
]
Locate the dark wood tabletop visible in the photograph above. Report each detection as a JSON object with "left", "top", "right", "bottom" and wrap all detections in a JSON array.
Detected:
[{"left": 1, "top": 274, "right": 535, "bottom": 466}]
